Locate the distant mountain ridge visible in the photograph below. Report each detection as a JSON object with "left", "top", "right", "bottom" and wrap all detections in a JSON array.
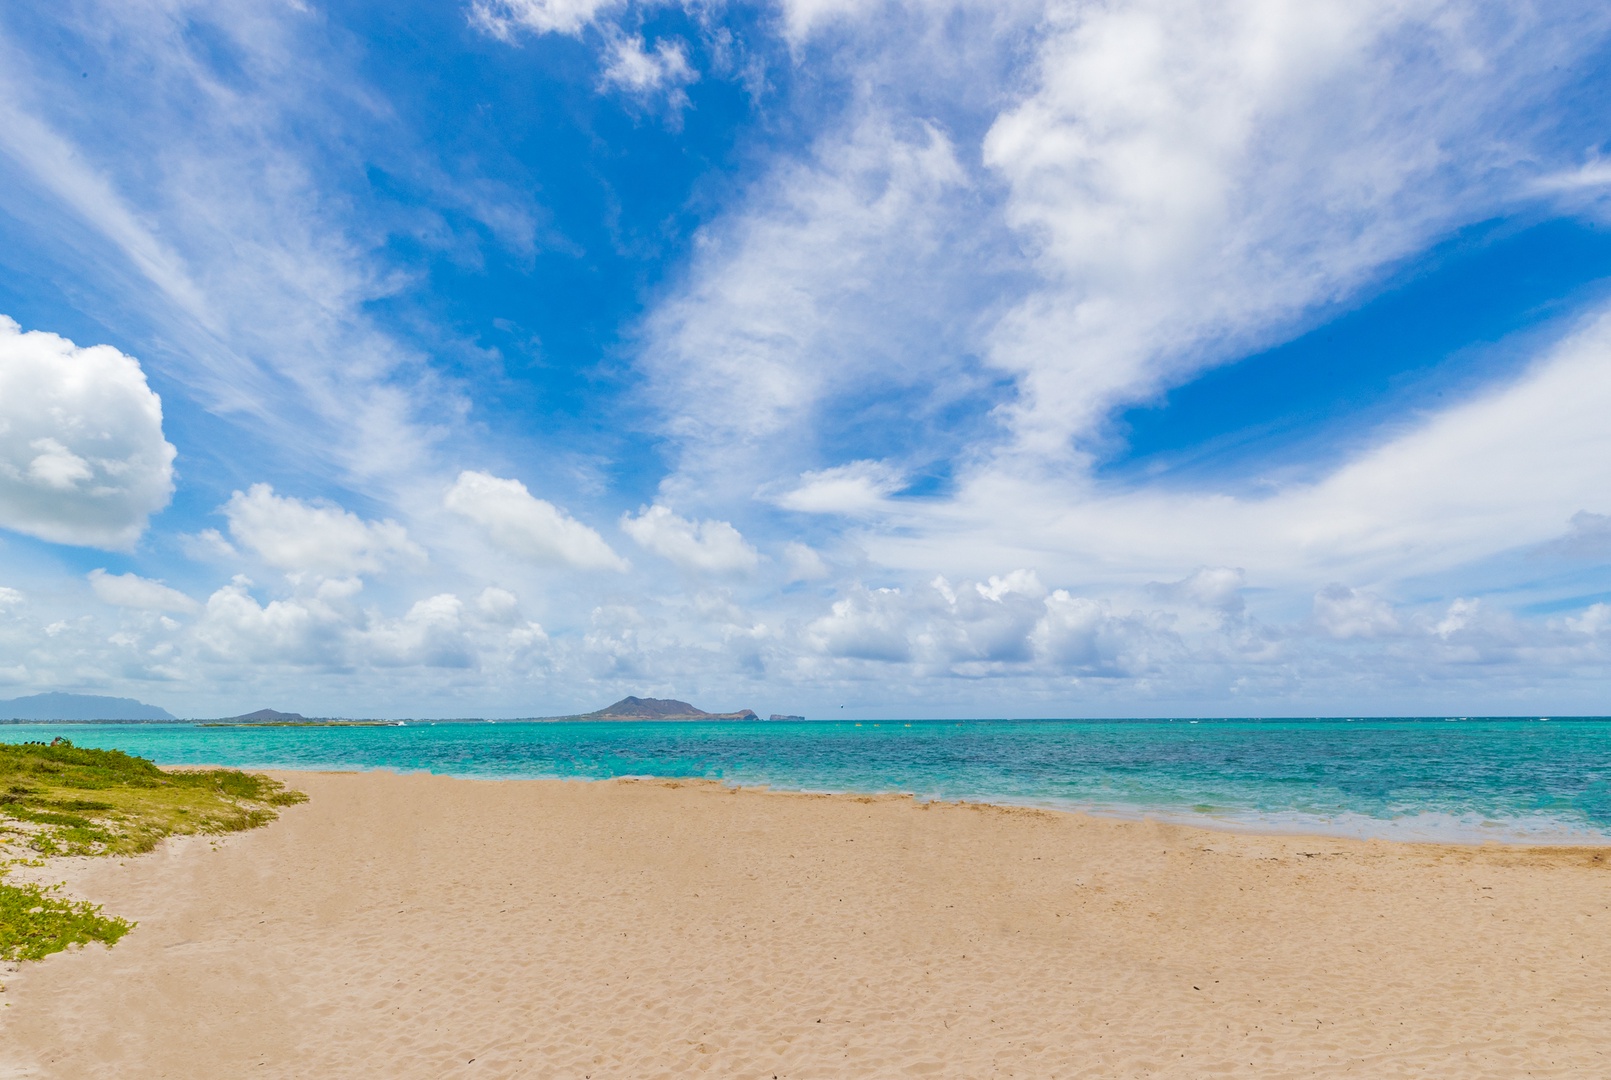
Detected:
[
  {"left": 575, "top": 696, "right": 757, "bottom": 721},
  {"left": 0, "top": 692, "right": 176, "bottom": 721}
]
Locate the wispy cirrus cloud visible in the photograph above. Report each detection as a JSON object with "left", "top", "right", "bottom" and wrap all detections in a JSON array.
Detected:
[{"left": 0, "top": 1, "right": 495, "bottom": 497}]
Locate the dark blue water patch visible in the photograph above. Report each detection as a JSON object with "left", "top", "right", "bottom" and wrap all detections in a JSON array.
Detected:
[
  {"left": 1102, "top": 216, "right": 1611, "bottom": 489},
  {"left": 7, "top": 718, "right": 1611, "bottom": 843}
]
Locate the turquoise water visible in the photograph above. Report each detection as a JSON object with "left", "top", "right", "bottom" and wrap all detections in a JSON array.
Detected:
[{"left": 5, "top": 717, "right": 1610, "bottom": 843}]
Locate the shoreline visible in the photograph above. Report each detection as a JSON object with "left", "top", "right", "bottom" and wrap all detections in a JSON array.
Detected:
[
  {"left": 6, "top": 716, "right": 1606, "bottom": 849},
  {"left": 245, "top": 765, "right": 1611, "bottom": 849}
]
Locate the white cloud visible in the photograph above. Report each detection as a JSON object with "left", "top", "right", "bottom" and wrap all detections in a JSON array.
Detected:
[
  {"left": 1533, "top": 157, "right": 1611, "bottom": 193},
  {"left": 776, "top": 460, "right": 905, "bottom": 515},
  {"left": 640, "top": 114, "right": 973, "bottom": 502},
  {"left": 475, "top": 586, "right": 522, "bottom": 624},
  {"left": 469, "top": 0, "right": 616, "bottom": 38},
  {"left": 930, "top": 573, "right": 1047, "bottom": 664},
  {"left": 1565, "top": 603, "right": 1611, "bottom": 636},
  {"left": 600, "top": 33, "right": 697, "bottom": 100},
  {"left": 367, "top": 594, "right": 475, "bottom": 669},
  {"left": 975, "top": 568, "right": 1045, "bottom": 602},
  {"left": 195, "top": 578, "right": 348, "bottom": 666},
  {"left": 5, "top": 1, "right": 1611, "bottom": 715},
  {"left": 783, "top": 541, "right": 831, "bottom": 581},
  {"left": 224, "top": 484, "right": 425, "bottom": 578},
  {"left": 0, "top": 8, "right": 485, "bottom": 508},
  {"left": 1540, "top": 511, "right": 1611, "bottom": 558},
  {"left": 0, "top": 316, "right": 176, "bottom": 549},
  {"left": 88, "top": 569, "right": 199, "bottom": 614},
  {"left": 445, "top": 470, "right": 628, "bottom": 571},
  {"left": 1030, "top": 591, "right": 1151, "bottom": 675},
  {"left": 1150, "top": 567, "right": 1245, "bottom": 614},
  {"left": 775, "top": 0, "right": 866, "bottom": 43},
  {"left": 861, "top": 306, "right": 1611, "bottom": 589},
  {"left": 805, "top": 572, "right": 1160, "bottom": 673},
  {"left": 1313, "top": 585, "right": 1398, "bottom": 639},
  {"left": 179, "top": 528, "right": 239, "bottom": 562},
  {"left": 620, "top": 504, "right": 759, "bottom": 573},
  {"left": 0, "top": 587, "right": 22, "bottom": 608},
  {"left": 979, "top": 0, "right": 1604, "bottom": 452},
  {"left": 807, "top": 585, "right": 914, "bottom": 662},
  {"left": 1434, "top": 597, "right": 1480, "bottom": 640}
]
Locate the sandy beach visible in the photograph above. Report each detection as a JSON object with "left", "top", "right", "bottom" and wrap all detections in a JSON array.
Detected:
[{"left": 2, "top": 771, "right": 1609, "bottom": 1078}]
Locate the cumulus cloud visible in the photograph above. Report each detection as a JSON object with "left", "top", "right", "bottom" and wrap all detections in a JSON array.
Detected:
[
  {"left": 88, "top": 569, "right": 199, "bottom": 614},
  {"left": 806, "top": 572, "right": 1161, "bottom": 675},
  {"left": 195, "top": 578, "right": 475, "bottom": 670},
  {"left": 445, "top": 471, "right": 628, "bottom": 571},
  {"left": 807, "top": 585, "right": 914, "bottom": 662},
  {"left": 475, "top": 586, "right": 522, "bottom": 624},
  {"left": 620, "top": 505, "right": 760, "bottom": 573},
  {"left": 195, "top": 577, "right": 350, "bottom": 667},
  {"left": 0, "top": 316, "right": 176, "bottom": 549},
  {"left": 776, "top": 460, "right": 906, "bottom": 515},
  {"left": 367, "top": 594, "right": 475, "bottom": 669},
  {"left": 783, "top": 541, "right": 831, "bottom": 581},
  {"left": 1313, "top": 585, "right": 1399, "bottom": 639},
  {"left": 469, "top": 0, "right": 615, "bottom": 38},
  {"left": 224, "top": 484, "right": 424, "bottom": 578},
  {"left": 928, "top": 572, "right": 1047, "bottom": 664},
  {"left": 974, "top": 569, "right": 1046, "bottom": 602},
  {"left": 1030, "top": 591, "right": 1149, "bottom": 675}
]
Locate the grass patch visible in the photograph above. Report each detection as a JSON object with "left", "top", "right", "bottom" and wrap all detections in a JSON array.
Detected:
[
  {"left": 0, "top": 879, "right": 132, "bottom": 963},
  {"left": 0, "top": 738, "right": 306, "bottom": 857},
  {"left": 0, "top": 738, "right": 306, "bottom": 964}
]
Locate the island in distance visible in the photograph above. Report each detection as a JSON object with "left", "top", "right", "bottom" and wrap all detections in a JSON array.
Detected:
[
  {"left": 202, "top": 709, "right": 398, "bottom": 727},
  {"left": 556, "top": 696, "right": 759, "bottom": 721}
]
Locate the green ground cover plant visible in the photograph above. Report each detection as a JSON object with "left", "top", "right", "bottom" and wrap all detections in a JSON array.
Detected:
[
  {"left": 0, "top": 879, "right": 131, "bottom": 963},
  {"left": 0, "top": 738, "right": 306, "bottom": 963}
]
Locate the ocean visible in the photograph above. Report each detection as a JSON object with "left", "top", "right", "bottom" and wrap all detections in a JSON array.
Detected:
[{"left": 6, "top": 717, "right": 1609, "bottom": 843}]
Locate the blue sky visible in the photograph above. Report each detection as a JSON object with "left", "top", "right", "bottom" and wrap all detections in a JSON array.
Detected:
[{"left": 2, "top": 0, "right": 1611, "bottom": 718}]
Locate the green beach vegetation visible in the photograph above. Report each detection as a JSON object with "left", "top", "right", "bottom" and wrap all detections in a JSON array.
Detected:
[
  {"left": 0, "top": 738, "right": 306, "bottom": 963},
  {"left": 0, "top": 879, "right": 130, "bottom": 963}
]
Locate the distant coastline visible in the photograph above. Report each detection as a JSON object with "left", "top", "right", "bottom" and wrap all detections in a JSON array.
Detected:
[
  {"left": 2, "top": 693, "right": 801, "bottom": 725},
  {"left": 0, "top": 692, "right": 176, "bottom": 722}
]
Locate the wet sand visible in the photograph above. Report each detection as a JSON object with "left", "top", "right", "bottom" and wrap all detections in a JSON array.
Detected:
[{"left": 2, "top": 770, "right": 1609, "bottom": 1078}]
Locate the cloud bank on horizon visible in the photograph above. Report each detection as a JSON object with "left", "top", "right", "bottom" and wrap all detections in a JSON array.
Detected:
[{"left": 1, "top": 0, "right": 1610, "bottom": 717}]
